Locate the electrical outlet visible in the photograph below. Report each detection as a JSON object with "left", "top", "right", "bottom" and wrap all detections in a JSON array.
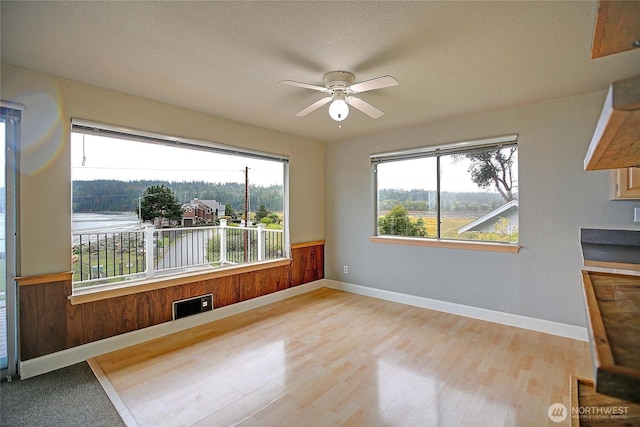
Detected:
[
  {"left": 343, "top": 266, "right": 348, "bottom": 274},
  {"left": 635, "top": 207, "right": 640, "bottom": 223}
]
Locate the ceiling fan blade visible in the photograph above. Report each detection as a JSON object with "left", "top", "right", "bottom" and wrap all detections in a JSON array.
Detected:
[
  {"left": 280, "top": 80, "right": 330, "bottom": 93},
  {"left": 350, "top": 75, "right": 399, "bottom": 93},
  {"left": 295, "top": 97, "right": 332, "bottom": 116},
  {"left": 347, "top": 96, "right": 384, "bottom": 119}
]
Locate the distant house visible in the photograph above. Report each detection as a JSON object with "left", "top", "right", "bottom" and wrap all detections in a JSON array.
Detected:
[
  {"left": 182, "top": 198, "right": 226, "bottom": 226},
  {"left": 458, "top": 200, "right": 518, "bottom": 235}
]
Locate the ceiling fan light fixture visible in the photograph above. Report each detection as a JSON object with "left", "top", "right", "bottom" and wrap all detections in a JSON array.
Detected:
[
  {"left": 328, "top": 90, "right": 349, "bottom": 121},
  {"left": 281, "top": 71, "right": 397, "bottom": 121},
  {"left": 329, "top": 99, "right": 349, "bottom": 121}
]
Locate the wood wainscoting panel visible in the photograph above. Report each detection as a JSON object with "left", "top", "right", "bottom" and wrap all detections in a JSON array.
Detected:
[
  {"left": 211, "top": 275, "right": 240, "bottom": 309},
  {"left": 19, "top": 277, "right": 71, "bottom": 360},
  {"left": 291, "top": 243, "right": 324, "bottom": 286},
  {"left": 239, "top": 264, "right": 290, "bottom": 302},
  {"left": 20, "top": 241, "right": 325, "bottom": 360},
  {"left": 93, "top": 297, "right": 124, "bottom": 341},
  {"left": 69, "top": 281, "right": 213, "bottom": 346},
  {"left": 66, "top": 300, "right": 94, "bottom": 348}
]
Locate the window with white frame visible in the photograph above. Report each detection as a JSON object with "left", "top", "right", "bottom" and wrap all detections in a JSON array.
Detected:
[
  {"left": 70, "top": 119, "right": 289, "bottom": 291},
  {"left": 372, "top": 135, "right": 518, "bottom": 244}
]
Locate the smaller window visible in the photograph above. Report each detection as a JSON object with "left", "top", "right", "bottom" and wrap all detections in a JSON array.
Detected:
[{"left": 372, "top": 135, "right": 518, "bottom": 244}]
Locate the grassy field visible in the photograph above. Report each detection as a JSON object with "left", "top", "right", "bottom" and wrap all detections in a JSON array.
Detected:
[
  {"left": 417, "top": 216, "right": 473, "bottom": 239},
  {"left": 380, "top": 214, "right": 517, "bottom": 243}
]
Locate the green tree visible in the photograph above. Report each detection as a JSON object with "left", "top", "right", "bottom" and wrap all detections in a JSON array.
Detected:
[
  {"left": 378, "top": 205, "right": 427, "bottom": 237},
  {"left": 225, "top": 203, "right": 237, "bottom": 220},
  {"left": 457, "top": 147, "right": 517, "bottom": 202},
  {"left": 267, "top": 213, "right": 281, "bottom": 225},
  {"left": 254, "top": 204, "right": 270, "bottom": 222},
  {"left": 137, "top": 185, "right": 183, "bottom": 226}
]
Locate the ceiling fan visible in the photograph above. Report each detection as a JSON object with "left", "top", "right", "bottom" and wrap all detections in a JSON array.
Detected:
[{"left": 280, "top": 71, "right": 399, "bottom": 122}]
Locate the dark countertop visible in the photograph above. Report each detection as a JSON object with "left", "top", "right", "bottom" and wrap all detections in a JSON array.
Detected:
[{"left": 581, "top": 229, "right": 640, "bottom": 271}]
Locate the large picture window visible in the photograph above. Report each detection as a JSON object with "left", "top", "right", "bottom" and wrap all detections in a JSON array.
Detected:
[
  {"left": 71, "top": 120, "right": 289, "bottom": 292},
  {"left": 372, "top": 135, "right": 518, "bottom": 245}
]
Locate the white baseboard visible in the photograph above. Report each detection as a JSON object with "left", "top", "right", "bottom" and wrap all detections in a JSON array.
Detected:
[
  {"left": 20, "top": 278, "right": 588, "bottom": 379},
  {"left": 19, "top": 280, "right": 325, "bottom": 379},
  {"left": 324, "top": 279, "right": 588, "bottom": 342}
]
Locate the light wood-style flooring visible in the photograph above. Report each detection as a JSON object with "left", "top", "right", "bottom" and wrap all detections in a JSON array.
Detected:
[{"left": 91, "top": 288, "right": 592, "bottom": 426}]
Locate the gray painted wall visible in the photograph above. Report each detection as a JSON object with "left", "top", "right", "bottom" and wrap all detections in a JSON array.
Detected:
[{"left": 325, "top": 91, "right": 639, "bottom": 327}]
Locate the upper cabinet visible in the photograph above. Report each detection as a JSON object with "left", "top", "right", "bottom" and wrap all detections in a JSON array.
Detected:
[
  {"left": 584, "top": 75, "right": 640, "bottom": 171},
  {"left": 591, "top": 0, "right": 640, "bottom": 59},
  {"left": 612, "top": 167, "right": 640, "bottom": 199},
  {"left": 584, "top": 1, "right": 640, "bottom": 171}
]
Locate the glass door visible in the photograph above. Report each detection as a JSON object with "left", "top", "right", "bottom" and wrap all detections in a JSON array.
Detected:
[
  {"left": 0, "top": 118, "right": 5, "bottom": 373},
  {"left": 1, "top": 105, "right": 19, "bottom": 380}
]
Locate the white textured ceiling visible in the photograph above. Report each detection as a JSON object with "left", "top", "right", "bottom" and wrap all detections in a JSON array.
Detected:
[{"left": 1, "top": 1, "right": 639, "bottom": 143}]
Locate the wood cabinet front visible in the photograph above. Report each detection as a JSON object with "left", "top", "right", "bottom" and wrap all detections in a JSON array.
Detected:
[{"left": 612, "top": 167, "right": 640, "bottom": 199}]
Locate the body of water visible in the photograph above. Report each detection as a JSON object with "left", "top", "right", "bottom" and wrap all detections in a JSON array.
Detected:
[{"left": 72, "top": 212, "right": 141, "bottom": 234}]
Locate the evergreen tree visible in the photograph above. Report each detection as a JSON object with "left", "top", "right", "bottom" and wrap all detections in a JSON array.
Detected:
[
  {"left": 254, "top": 205, "right": 270, "bottom": 222},
  {"left": 137, "top": 185, "right": 183, "bottom": 226},
  {"left": 224, "top": 203, "right": 237, "bottom": 220}
]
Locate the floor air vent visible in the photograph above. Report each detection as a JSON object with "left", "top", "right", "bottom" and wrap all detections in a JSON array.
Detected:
[{"left": 173, "top": 294, "right": 213, "bottom": 320}]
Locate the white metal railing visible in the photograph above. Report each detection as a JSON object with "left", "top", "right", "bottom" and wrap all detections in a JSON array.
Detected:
[{"left": 72, "top": 220, "right": 285, "bottom": 289}]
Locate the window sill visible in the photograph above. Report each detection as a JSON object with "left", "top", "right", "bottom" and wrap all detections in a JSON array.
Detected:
[
  {"left": 369, "top": 235, "right": 520, "bottom": 253},
  {"left": 68, "top": 258, "right": 292, "bottom": 305}
]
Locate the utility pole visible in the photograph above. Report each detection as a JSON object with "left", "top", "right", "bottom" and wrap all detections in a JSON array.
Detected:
[{"left": 244, "top": 167, "right": 249, "bottom": 262}]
